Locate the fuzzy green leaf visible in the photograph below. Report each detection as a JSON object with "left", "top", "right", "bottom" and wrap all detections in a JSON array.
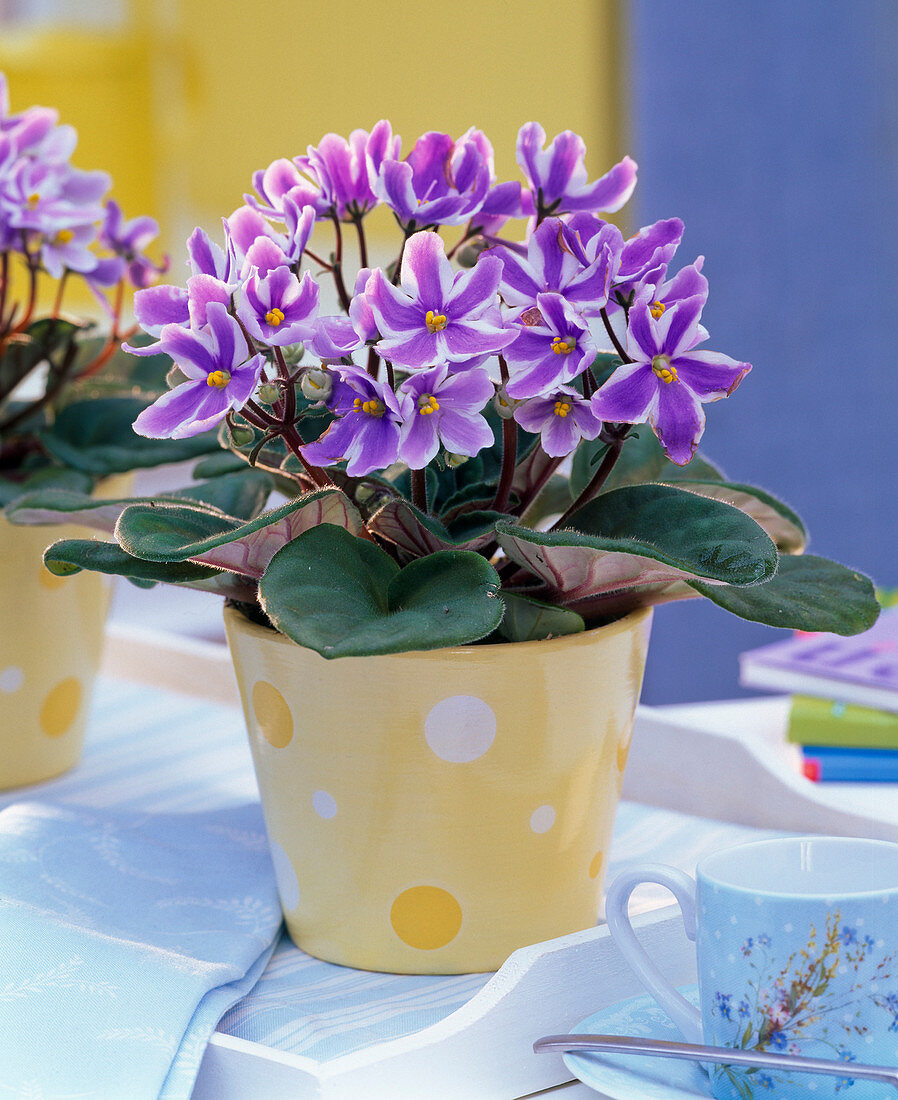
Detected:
[
  {"left": 497, "top": 593, "right": 585, "bottom": 642},
  {"left": 688, "top": 554, "right": 880, "bottom": 634},
  {"left": 368, "top": 498, "right": 505, "bottom": 561},
  {"left": 667, "top": 481, "right": 807, "bottom": 553},
  {"left": 40, "top": 397, "right": 219, "bottom": 474},
  {"left": 42, "top": 538, "right": 222, "bottom": 585},
  {"left": 115, "top": 488, "right": 362, "bottom": 578},
  {"left": 258, "top": 524, "right": 503, "bottom": 658}
]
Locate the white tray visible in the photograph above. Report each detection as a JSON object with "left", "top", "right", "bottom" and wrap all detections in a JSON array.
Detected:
[{"left": 100, "top": 624, "right": 898, "bottom": 1098}]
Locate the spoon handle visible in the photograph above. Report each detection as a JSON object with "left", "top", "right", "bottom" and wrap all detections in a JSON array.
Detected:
[{"left": 533, "top": 1033, "right": 898, "bottom": 1089}]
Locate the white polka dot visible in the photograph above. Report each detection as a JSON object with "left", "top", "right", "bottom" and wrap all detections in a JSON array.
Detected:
[
  {"left": 0, "top": 666, "right": 24, "bottom": 693},
  {"left": 312, "top": 790, "right": 337, "bottom": 819},
  {"left": 530, "top": 805, "right": 556, "bottom": 833},
  {"left": 268, "top": 839, "right": 300, "bottom": 911},
  {"left": 730, "top": 914, "right": 738, "bottom": 924},
  {"left": 784, "top": 922, "right": 793, "bottom": 932},
  {"left": 424, "top": 695, "right": 496, "bottom": 763}
]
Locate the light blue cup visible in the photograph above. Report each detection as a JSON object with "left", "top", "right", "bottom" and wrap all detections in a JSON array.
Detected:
[{"left": 606, "top": 837, "right": 898, "bottom": 1099}]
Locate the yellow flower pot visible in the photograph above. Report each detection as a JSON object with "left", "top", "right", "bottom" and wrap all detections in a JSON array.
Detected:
[
  {"left": 224, "top": 603, "right": 653, "bottom": 974},
  {"left": 0, "top": 493, "right": 123, "bottom": 791}
]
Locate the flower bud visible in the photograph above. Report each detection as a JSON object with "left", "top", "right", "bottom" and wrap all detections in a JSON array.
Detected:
[
  {"left": 493, "top": 385, "right": 521, "bottom": 420},
  {"left": 301, "top": 366, "right": 333, "bottom": 403},
  {"left": 444, "top": 452, "right": 469, "bottom": 468},
  {"left": 229, "top": 425, "right": 255, "bottom": 447},
  {"left": 456, "top": 236, "right": 489, "bottom": 269},
  {"left": 280, "top": 342, "right": 305, "bottom": 366},
  {"left": 257, "top": 382, "right": 280, "bottom": 404}
]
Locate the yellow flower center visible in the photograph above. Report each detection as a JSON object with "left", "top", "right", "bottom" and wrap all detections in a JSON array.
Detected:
[
  {"left": 354, "top": 397, "right": 386, "bottom": 418},
  {"left": 553, "top": 399, "right": 572, "bottom": 418},
  {"left": 418, "top": 394, "right": 440, "bottom": 416},
  {"left": 551, "top": 336, "right": 576, "bottom": 356},
  {"left": 53, "top": 228, "right": 75, "bottom": 245},
  {"left": 651, "top": 354, "right": 678, "bottom": 384},
  {"left": 650, "top": 300, "right": 666, "bottom": 320},
  {"left": 265, "top": 307, "right": 286, "bottom": 327},
  {"left": 425, "top": 310, "right": 448, "bottom": 333},
  {"left": 27, "top": 192, "right": 40, "bottom": 207},
  {"left": 206, "top": 370, "right": 232, "bottom": 388}
]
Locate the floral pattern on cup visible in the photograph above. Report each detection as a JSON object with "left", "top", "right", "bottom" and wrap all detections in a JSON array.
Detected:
[{"left": 709, "top": 911, "right": 898, "bottom": 1096}]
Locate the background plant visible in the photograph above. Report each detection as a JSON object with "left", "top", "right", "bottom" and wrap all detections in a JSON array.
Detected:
[
  {"left": 0, "top": 73, "right": 218, "bottom": 509},
  {"left": 7, "top": 120, "right": 879, "bottom": 655}
]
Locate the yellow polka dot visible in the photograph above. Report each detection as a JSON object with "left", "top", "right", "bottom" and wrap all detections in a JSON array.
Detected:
[
  {"left": 589, "top": 850, "right": 604, "bottom": 880},
  {"left": 252, "top": 680, "right": 293, "bottom": 748},
  {"left": 38, "top": 567, "right": 68, "bottom": 590},
  {"left": 39, "top": 677, "right": 82, "bottom": 738},
  {"left": 390, "top": 886, "right": 463, "bottom": 950}
]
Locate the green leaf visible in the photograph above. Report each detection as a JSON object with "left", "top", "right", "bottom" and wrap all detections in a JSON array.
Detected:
[
  {"left": 191, "top": 451, "right": 250, "bottom": 480},
  {"left": 258, "top": 524, "right": 503, "bottom": 658},
  {"left": 688, "top": 554, "right": 881, "bottom": 634},
  {"left": 668, "top": 480, "right": 807, "bottom": 554},
  {"left": 0, "top": 467, "right": 95, "bottom": 509},
  {"left": 571, "top": 427, "right": 724, "bottom": 500},
  {"left": 169, "top": 469, "right": 272, "bottom": 521},
  {"left": 43, "top": 538, "right": 222, "bottom": 585},
  {"left": 497, "top": 593, "right": 585, "bottom": 642},
  {"left": 0, "top": 318, "right": 82, "bottom": 405},
  {"left": 40, "top": 397, "right": 219, "bottom": 474},
  {"left": 568, "top": 484, "right": 779, "bottom": 585},
  {"left": 115, "top": 488, "right": 362, "bottom": 578}
]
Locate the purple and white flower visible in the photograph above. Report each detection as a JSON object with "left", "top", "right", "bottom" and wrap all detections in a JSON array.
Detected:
[
  {"left": 236, "top": 266, "right": 319, "bottom": 347},
  {"left": 397, "top": 363, "right": 494, "bottom": 469},
  {"left": 132, "top": 302, "right": 266, "bottom": 439},
  {"left": 302, "top": 368, "right": 402, "bottom": 476},
  {"left": 514, "top": 385, "right": 604, "bottom": 457},
  {"left": 491, "top": 216, "right": 619, "bottom": 317},
  {"left": 367, "top": 230, "right": 514, "bottom": 369},
  {"left": 503, "top": 292, "right": 597, "bottom": 399},
  {"left": 516, "top": 122, "right": 637, "bottom": 216},
  {"left": 373, "top": 128, "right": 493, "bottom": 228},
  {"left": 590, "top": 290, "right": 751, "bottom": 465},
  {"left": 295, "top": 123, "right": 397, "bottom": 221},
  {"left": 99, "top": 199, "right": 167, "bottom": 289}
]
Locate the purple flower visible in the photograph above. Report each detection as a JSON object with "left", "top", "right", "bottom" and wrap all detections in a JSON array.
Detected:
[
  {"left": 513, "top": 385, "right": 602, "bottom": 457},
  {"left": 0, "top": 74, "right": 58, "bottom": 152},
  {"left": 99, "top": 199, "right": 167, "bottom": 289},
  {"left": 503, "top": 292, "right": 597, "bottom": 399},
  {"left": 366, "top": 230, "right": 514, "bottom": 369},
  {"left": 236, "top": 266, "right": 319, "bottom": 346},
  {"left": 310, "top": 314, "right": 364, "bottom": 361},
  {"left": 302, "top": 368, "right": 402, "bottom": 476},
  {"left": 516, "top": 122, "right": 637, "bottom": 216},
  {"left": 373, "top": 128, "right": 493, "bottom": 228},
  {"left": 132, "top": 302, "right": 266, "bottom": 439},
  {"left": 491, "top": 216, "right": 619, "bottom": 317},
  {"left": 39, "top": 222, "right": 98, "bottom": 278},
  {"left": 295, "top": 123, "right": 397, "bottom": 221},
  {"left": 246, "top": 157, "right": 329, "bottom": 220},
  {"left": 397, "top": 363, "right": 494, "bottom": 468},
  {"left": 604, "top": 217, "right": 685, "bottom": 307},
  {"left": 590, "top": 291, "right": 751, "bottom": 465}
]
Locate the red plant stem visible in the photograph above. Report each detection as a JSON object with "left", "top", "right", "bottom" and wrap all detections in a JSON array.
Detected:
[
  {"left": 600, "top": 306, "right": 631, "bottom": 363},
  {"left": 366, "top": 345, "right": 379, "bottom": 379},
  {"left": 411, "top": 467, "right": 427, "bottom": 511},
  {"left": 330, "top": 212, "right": 351, "bottom": 313},
  {"left": 353, "top": 214, "right": 369, "bottom": 269},
  {"left": 492, "top": 414, "right": 518, "bottom": 514}
]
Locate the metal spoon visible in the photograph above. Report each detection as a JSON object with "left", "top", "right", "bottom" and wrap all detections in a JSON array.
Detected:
[{"left": 533, "top": 1033, "right": 898, "bottom": 1089}]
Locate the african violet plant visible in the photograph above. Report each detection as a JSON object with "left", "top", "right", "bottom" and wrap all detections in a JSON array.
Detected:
[
  {"left": 0, "top": 73, "right": 217, "bottom": 509},
  {"left": 7, "top": 121, "right": 879, "bottom": 655}
]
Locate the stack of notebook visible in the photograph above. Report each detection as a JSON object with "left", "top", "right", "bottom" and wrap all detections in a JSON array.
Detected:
[{"left": 738, "top": 605, "right": 898, "bottom": 782}]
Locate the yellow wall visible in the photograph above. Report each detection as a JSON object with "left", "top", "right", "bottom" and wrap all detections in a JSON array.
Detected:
[{"left": 0, "top": 0, "right": 628, "bottom": 270}]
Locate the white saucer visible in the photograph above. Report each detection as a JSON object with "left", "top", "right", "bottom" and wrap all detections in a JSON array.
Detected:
[{"left": 564, "top": 985, "right": 711, "bottom": 1099}]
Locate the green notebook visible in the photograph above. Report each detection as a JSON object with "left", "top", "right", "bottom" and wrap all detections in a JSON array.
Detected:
[{"left": 786, "top": 694, "right": 898, "bottom": 749}]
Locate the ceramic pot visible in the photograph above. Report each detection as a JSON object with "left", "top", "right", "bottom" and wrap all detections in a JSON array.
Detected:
[
  {"left": 0, "top": 484, "right": 125, "bottom": 790},
  {"left": 224, "top": 603, "right": 653, "bottom": 974}
]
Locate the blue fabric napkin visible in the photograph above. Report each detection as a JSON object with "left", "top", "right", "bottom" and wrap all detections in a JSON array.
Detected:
[{"left": 0, "top": 800, "right": 282, "bottom": 1099}]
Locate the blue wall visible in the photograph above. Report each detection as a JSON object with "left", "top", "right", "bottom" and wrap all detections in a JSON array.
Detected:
[{"left": 630, "top": 0, "right": 898, "bottom": 703}]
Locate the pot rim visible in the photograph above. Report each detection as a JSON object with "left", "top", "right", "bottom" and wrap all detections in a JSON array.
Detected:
[{"left": 223, "top": 601, "right": 653, "bottom": 661}]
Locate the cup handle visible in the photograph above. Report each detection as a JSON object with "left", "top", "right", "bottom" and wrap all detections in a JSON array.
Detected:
[{"left": 605, "top": 864, "right": 702, "bottom": 1044}]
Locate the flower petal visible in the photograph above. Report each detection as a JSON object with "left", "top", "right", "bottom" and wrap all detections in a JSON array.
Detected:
[
  {"left": 653, "top": 382, "right": 705, "bottom": 465},
  {"left": 590, "top": 362, "right": 659, "bottom": 423},
  {"left": 673, "top": 350, "right": 751, "bottom": 400}
]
